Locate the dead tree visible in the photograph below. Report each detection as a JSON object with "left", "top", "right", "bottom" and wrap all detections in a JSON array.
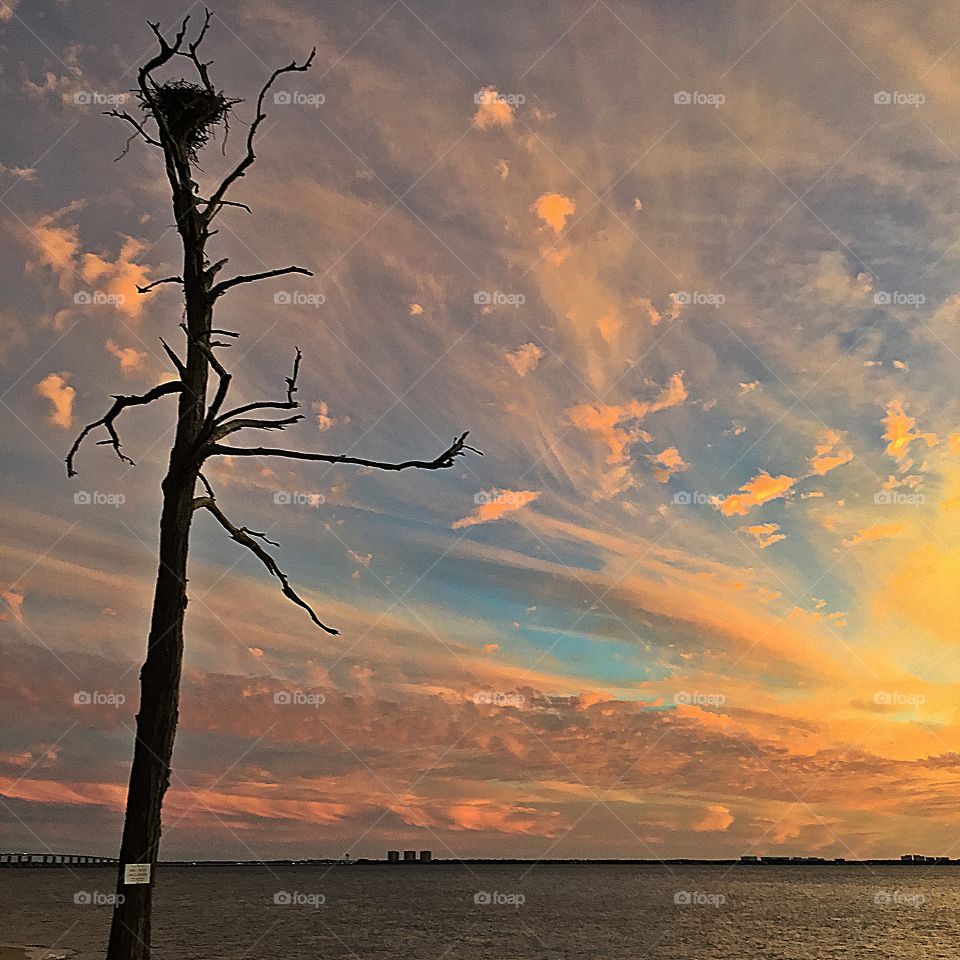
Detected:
[{"left": 66, "top": 13, "right": 478, "bottom": 960}]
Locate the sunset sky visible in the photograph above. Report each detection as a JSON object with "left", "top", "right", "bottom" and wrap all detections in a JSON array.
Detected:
[{"left": 2, "top": 0, "right": 960, "bottom": 862}]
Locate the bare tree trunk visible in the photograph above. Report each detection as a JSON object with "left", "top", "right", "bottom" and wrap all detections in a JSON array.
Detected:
[{"left": 106, "top": 229, "right": 210, "bottom": 960}]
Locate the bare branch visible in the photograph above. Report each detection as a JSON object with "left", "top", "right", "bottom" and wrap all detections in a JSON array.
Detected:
[
  {"left": 210, "top": 265, "right": 313, "bottom": 300},
  {"left": 212, "top": 414, "right": 304, "bottom": 442},
  {"left": 207, "top": 431, "right": 482, "bottom": 472},
  {"left": 196, "top": 496, "right": 338, "bottom": 634},
  {"left": 197, "top": 197, "right": 252, "bottom": 216},
  {"left": 105, "top": 110, "right": 161, "bottom": 160},
  {"left": 66, "top": 381, "right": 183, "bottom": 477},
  {"left": 191, "top": 336, "right": 232, "bottom": 425},
  {"left": 215, "top": 348, "right": 301, "bottom": 423},
  {"left": 158, "top": 337, "right": 187, "bottom": 377},
  {"left": 175, "top": 7, "right": 215, "bottom": 93},
  {"left": 137, "top": 276, "right": 183, "bottom": 294},
  {"left": 204, "top": 47, "right": 316, "bottom": 216}
]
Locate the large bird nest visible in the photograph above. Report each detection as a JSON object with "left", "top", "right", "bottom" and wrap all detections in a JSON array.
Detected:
[{"left": 141, "top": 80, "right": 239, "bottom": 160}]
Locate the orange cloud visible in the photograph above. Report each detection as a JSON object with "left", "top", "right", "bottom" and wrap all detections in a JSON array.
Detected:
[
  {"left": 883, "top": 400, "right": 937, "bottom": 461},
  {"left": 26, "top": 205, "right": 157, "bottom": 320},
  {"left": 567, "top": 372, "right": 687, "bottom": 498},
  {"left": 646, "top": 446, "right": 689, "bottom": 483},
  {"left": 719, "top": 472, "right": 796, "bottom": 516},
  {"left": 35, "top": 371, "right": 75, "bottom": 428},
  {"left": 739, "top": 522, "right": 786, "bottom": 549},
  {"left": 79, "top": 237, "right": 155, "bottom": 319},
  {"left": 692, "top": 803, "right": 734, "bottom": 832},
  {"left": 505, "top": 342, "right": 544, "bottom": 376},
  {"left": 843, "top": 522, "right": 906, "bottom": 547},
  {"left": 472, "top": 87, "right": 516, "bottom": 130},
  {"left": 809, "top": 429, "right": 853, "bottom": 476},
  {"left": 452, "top": 489, "right": 540, "bottom": 529},
  {"left": 531, "top": 192, "right": 576, "bottom": 233},
  {"left": 106, "top": 339, "right": 146, "bottom": 376},
  {"left": 1, "top": 590, "right": 24, "bottom": 624},
  {"left": 314, "top": 400, "right": 336, "bottom": 432}
]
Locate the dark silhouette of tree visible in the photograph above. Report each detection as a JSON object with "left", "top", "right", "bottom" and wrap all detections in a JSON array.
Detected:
[{"left": 65, "top": 12, "right": 478, "bottom": 959}]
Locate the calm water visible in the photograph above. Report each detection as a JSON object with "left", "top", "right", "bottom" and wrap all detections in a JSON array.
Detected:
[{"left": 3, "top": 864, "right": 960, "bottom": 959}]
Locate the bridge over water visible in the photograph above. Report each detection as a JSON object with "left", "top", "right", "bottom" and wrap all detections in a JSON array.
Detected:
[{"left": 1, "top": 852, "right": 118, "bottom": 867}]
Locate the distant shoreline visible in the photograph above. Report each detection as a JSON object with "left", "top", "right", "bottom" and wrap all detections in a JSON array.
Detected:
[{"left": 5, "top": 856, "right": 957, "bottom": 869}]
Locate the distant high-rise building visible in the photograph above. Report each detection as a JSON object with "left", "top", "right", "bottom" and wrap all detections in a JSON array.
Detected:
[
  {"left": 419, "top": 850, "right": 432, "bottom": 862},
  {"left": 387, "top": 850, "right": 400, "bottom": 862},
  {"left": 403, "top": 850, "right": 417, "bottom": 862}
]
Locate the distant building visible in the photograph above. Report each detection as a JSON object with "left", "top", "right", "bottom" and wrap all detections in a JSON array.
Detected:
[
  {"left": 419, "top": 850, "right": 432, "bottom": 862},
  {"left": 403, "top": 850, "right": 417, "bottom": 862},
  {"left": 387, "top": 850, "right": 400, "bottom": 862},
  {"left": 740, "top": 855, "right": 758, "bottom": 863}
]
